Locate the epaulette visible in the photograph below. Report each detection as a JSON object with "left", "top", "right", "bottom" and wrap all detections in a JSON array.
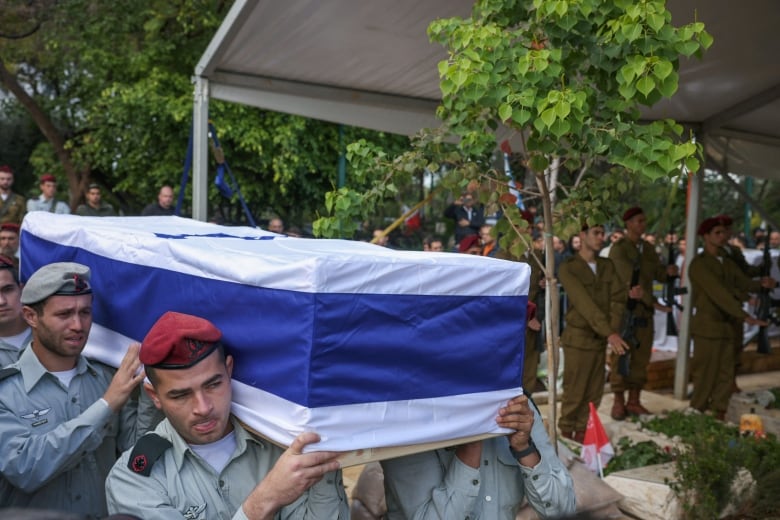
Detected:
[
  {"left": 0, "top": 366, "right": 20, "bottom": 382},
  {"left": 127, "top": 433, "right": 173, "bottom": 477}
]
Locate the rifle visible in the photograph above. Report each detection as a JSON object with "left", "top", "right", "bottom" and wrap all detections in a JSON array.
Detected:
[
  {"left": 663, "top": 234, "right": 687, "bottom": 336},
  {"left": 618, "top": 259, "right": 642, "bottom": 376},
  {"left": 755, "top": 230, "right": 779, "bottom": 354}
]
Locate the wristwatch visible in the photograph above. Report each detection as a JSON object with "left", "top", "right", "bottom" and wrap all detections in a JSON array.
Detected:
[{"left": 510, "top": 439, "right": 538, "bottom": 460}]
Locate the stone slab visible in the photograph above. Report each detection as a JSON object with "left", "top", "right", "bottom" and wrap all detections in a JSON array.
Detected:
[{"left": 604, "top": 463, "right": 682, "bottom": 520}]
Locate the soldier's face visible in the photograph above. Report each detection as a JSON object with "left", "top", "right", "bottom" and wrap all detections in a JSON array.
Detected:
[
  {"left": 0, "top": 270, "right": 22, "bottom": 328},
  {"left": 0, "top": 172, "right": 13, "bottom": 190},
  {"left": 26, "top": 294, "right": 92, "bottom": 363},
  {"left": 626, "top": 214, "right": 646, "bottom": 235},
  {"left": 146, "top": 351, "right": 235, "bottom": 445},
  {"left": 0, "top": 231, "right": 19, "bottom": 252},
  {"left": 704, "top": 226, "right": 728, "bottom": 248},
  {"left": 41, "top": 181, "right": 57, "bottom": 199},
  {"left": 581, "top": 226, "right": 605, "bottom": 253}
]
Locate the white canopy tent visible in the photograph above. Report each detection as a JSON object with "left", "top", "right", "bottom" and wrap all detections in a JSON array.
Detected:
[{"left": 193, "top": 0, "right": 780, "bottom": 400}]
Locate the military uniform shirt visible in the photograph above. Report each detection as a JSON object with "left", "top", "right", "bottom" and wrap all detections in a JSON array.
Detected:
[
  {"left": 0, "top": 346, "right": 137, "bottom": 517},
  {"left": 27, "top": 196, "right": 70, "bottom": 214},
  {"left": 0, "top": 193, "right": 26, "bottom": 225},
  {"left": 381, "top": 406, "right": 575, "bottom": 520},
  {"left": 106, "top": 416, "right": 349, "bottom": 520},
  {"left": 75, "top": 202, "right": 116, "bottom": 217},
  {"left": 609, "top": 238, "right": 667, "bottom": 318},
  {"left": 688, "top": 252, "right": 760, "bottom": 338},
  {"left": 0, "top": 331, "right": 31, "bottom": 368},
  {"left": 558, "top": 255, "right": 625, "bottom": 341}
]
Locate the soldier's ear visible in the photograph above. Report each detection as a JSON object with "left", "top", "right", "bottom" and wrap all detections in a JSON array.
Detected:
[
  {"left": 22, "top": 305, "right": 38, "bottom": 328},
  {"left": 144, "top": 382, "right": 162, "bottom": 409}
]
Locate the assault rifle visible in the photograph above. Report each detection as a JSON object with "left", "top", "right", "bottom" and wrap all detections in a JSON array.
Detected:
[
  {"left": 618, "top": 259, "right": 642, "bottom": 377},
  {"left": 663, "top": 236, "right": 687, "bottom": 336},
  {"left": 756, "top": 231, "right": 779, "bottom": 354}
]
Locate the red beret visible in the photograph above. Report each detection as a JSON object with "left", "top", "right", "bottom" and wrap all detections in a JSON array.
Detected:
[
  {"left": 697, "top": 217, "right": 722, "bottom": 236},
  {"left": 140, "top": 311, "right": 223, "bottom": 368},
  {"left": 0, "top": 223, "right": 20, "bottom": 234},
  {"left": 0, "top": 165, "right": 12, "bottom": 174},
  {"left": 39, "top": 174, "right": 57, "bottom": 183},
  {"left": 715, "top": 214, "right": 733, "bottom": 226},
  {"left": 458, "top": 234, "right": 481, "bottom": 253},
  {"left": 622, "top": 206, "right": 644, "bottom": 222}
]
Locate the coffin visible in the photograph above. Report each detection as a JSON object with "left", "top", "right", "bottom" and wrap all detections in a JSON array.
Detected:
[{"left": 20, "top": 213, "right": 528, "bottom": 459}]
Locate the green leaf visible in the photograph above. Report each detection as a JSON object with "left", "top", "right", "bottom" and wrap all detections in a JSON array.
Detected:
[
  {"left": 555, "top": 0, "right": 568, "bottom": 17},
  {"left": 636, "top": 76, "right": 655, "bottom": 96},
  {"left": 540, "top": 107, "right": 556, "bottom": 127},
  {"left": 555, "top": 101, "right": 571, "bottom": 119},
  {"left": 675, "top": 41, "right": 699, "bottom": 57},
  {"left": 618, "top": 82, "right": 636, "bottom": 99},
  {"left": 437, "top": 60, "right": 450, "bottom": 78},
  {"left": 657, "top": 73, "right": 678, "bottom": 98},
  {"left": 512, "top": 108, "right": 531, "bottom": 127},
  {"left": 498, "top": 103, "right": 513, "bottom": 122},
  {"left": 550, "top": 119, "right": 571, "bottom": 138},
  {"left": 647, "top": 13, "right": 665, "bottom": 33},
  {"left": 653, "top": 60, "right": 673, "bottom": 81},
  {"left": 699, "top": 30, "right": 714, "bottom": 50},
  {"left": 452, "top": 69, "right": 469, "bottom": 87},
  {"left": 528, "top": 154, "right": 549, "bottom": 172},
  {"left": 620, "top": 65, "right": 636, "bottom": 84}
]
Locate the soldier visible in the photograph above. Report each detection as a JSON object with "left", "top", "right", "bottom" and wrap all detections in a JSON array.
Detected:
[
  {"left": 688, "top": 218, "right": 775, "bottom": 419},
  {"left": 105, "top": 311, "right": 348, "bottom": 519},
  {"left": 0, "top": 165, "right": 27, "bottom": 225},
  {"left": 26, "top": 174, "right": 70, "bottom": 214},
  {"left": 75, "top": 183, "right": 116, "bottom": 217},
  {"left": 608, "top": 207, "right": 677, "bottom": 420},
  {"left": 520, "top": 228, "right": 545, "bottom": 395},
  {"left": 716, "top": 214, "right": 764, "bottom": 393},
  {"left": 0, "top": 262, "right": 143, "bottom": 516},
  {"left": 558, "top": 223, "right": 628, "bottom": 442},
  {"left": 0, "top": 255, "right": 30, "bottom": 367}
]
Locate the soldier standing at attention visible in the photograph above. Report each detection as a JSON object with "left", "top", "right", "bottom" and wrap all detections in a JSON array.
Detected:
[
  {"left": 715, "top": 214, "right": 764, "bottom": 393},
  {"left": 608, "top": 207, "right": 677, "bottom": 420},
  {"left": 688, "top": 217, "right": 775, "bottom": 419},
  {"left": 558, "top": 223, "right": 628, "bottom": 442}
]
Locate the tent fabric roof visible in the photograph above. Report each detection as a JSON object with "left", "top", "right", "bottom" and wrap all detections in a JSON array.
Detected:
[{"left": 195, "top": 0, "right": 780, "bottom": 179}]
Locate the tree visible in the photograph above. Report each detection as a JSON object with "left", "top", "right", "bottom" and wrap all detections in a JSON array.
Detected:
[
  {"left": 0, "top": 1, "right": 407, "bottom": 221},
  {"left": 314, "top": 0, "right": 711, "bottom": 440}
]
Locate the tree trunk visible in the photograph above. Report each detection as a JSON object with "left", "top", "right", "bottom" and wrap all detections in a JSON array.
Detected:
[
  {"left": 0, "top": 57, "right": 87, "bottom": 209},
  {"left": 535, "top": 167, "right": 561, "bottom": 451}
]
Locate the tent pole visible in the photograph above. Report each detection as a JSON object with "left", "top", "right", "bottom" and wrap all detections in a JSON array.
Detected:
[
  {"left": 674, "top": 152, "right": 701, "bottom": 400},
  {"left": 193, "top": 76, "right": 210, "bottom": 222}
]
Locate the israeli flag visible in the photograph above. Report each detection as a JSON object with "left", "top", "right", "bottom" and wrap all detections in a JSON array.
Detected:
[{"left": 20, "top": 213, "right": 529, "bottom": 453}]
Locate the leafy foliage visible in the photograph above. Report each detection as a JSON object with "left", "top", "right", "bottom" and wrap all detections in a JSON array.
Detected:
[
  {"left": 603, "top": 437, "right": 673, "bottom": 476},
  {"left": 0, "top": 1, "right": 407, "bottom": 223},
  {"left": 640, "top": 411, "right": 780, "bottom": 519}
]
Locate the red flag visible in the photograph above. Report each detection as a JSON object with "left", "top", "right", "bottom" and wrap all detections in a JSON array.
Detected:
[
  {"left": 580, "top": 402, "right": 614, "bottom": 476},
  {"left": 404, "top": 210, "right": 421, "bottom": 232}
]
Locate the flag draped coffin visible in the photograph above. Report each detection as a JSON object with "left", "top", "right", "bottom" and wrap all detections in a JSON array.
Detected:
[{"left": 20, "top": 213, "right": 529, "bottom": 453}]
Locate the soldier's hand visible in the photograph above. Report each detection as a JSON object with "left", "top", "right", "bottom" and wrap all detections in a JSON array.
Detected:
[
  {"left": 760, "top": 276, "right": 778, "bottom": 289},
  {"left": 244, "top": 432, "right": 341, "bottom": 517},
  {"left": 528, "top": 317, "right": 541, "bottom": 332},
  {"left": 103, "top": 343, "right": 146, "bottom": 412},
  {"left": 607, "top": 333, "right": 629, "bottom": 355},
  {"left": 628, "top": 285, "right": 644, "bottom": 299},
  {"left": 497, "top": 395, "right": 534, "bottom": 449},
  {"left": 746, "top": 315, "right": 769, "bottom": 327}
]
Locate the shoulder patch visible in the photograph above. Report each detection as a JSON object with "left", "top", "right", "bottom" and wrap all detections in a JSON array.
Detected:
[
  {"left": 128, "top": 433, "right": 172, "bottom": 476},
  {"left": 0, "top": 366, "right": 20, "bottom": 382}
]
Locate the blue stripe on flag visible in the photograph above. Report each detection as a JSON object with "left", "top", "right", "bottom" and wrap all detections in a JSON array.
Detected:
[{"left": 21, "top": 232, "right": 526, "bottom": 408}]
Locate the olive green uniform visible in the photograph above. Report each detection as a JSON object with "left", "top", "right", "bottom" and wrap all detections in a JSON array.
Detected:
[
  {"left": 688, "top": 251, "right": 760, "bottom": 414},
  {"left": 608, "top": 238, "right": 668, "bottom": 391},
  {"left": 0, "top": 193, "right": 26, "bottom": 225},
  {"left": 558, "top": 255, "right": 626, "bottom": 432},
  {"left": 520, "top": 249, "right": 545, "bottom": 394},
  {"left": 722, "top": 245, "right": 762, "bottom": 375}
]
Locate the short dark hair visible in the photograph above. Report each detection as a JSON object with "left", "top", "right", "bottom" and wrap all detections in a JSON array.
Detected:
[{"left": 145, "top": 343, "right": 227, "bottom": 387}]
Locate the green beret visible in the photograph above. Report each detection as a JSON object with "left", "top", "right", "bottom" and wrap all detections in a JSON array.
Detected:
[{"left": 21, "top": 262, "right": 92, "bottom": 305}]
